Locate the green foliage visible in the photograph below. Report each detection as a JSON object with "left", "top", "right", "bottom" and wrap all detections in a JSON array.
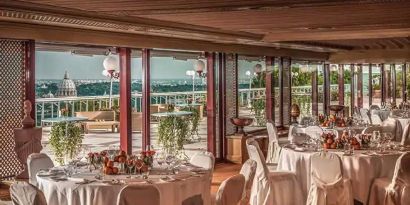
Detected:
[
  {"left": 251, "top": 98, "right": 266, "bottom": 126},
  {"left": 180, "top": 106, "right": 200, "bottom": 138},
  {"left": 49, "top": 122, "right": 83, "bottom": 164},
  {"left": 157, "top": 115, "right": 190, "bottom": 154}
]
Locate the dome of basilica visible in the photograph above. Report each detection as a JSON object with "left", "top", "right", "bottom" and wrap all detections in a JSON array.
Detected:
[{"left": 56, "top": 71, "right": 77, "bottom": 97}]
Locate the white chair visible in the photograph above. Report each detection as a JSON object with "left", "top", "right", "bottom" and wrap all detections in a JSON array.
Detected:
[
  {"left": 239, "top": 159, "right": 257, "bottom": 205},
  {"left": 402, "top": 124, "right": 410, "bottom": 146},
  {"left": 306, "top": 152, "right": 354, "bottom": 205},
  {"left": 182, "top": 195, "right": 203, "bottom": 205},
  {"left": 189, "top": 151, "right": 215, "bottom": 172},
  {"left": 266, "top": 122, "right": 281, "bottom": 164},
  {"left": 371, "top": 113, "right": 383, "bottom": 125},
  {"left": 117, "top": 184, "right": 160, "bottom": 205},
  {"left": 362, "top": 126, "right": 382, "bottom": 135},
  {"left": 305, "top": 126, "right": 324, "bottom": 139},
  {"left": 360, "top": 108, "right": 372, "bottom": 124},
  {"left": 246, "top": 138, "right": 303, "bottom": 205},
  {"left": 381, "top": 118, "right": 403, "bottom": 142},
  {"left": 390, "top": 109, "right": 404, "bottom": 117},
  {"left": 10, "top": 181, "right": 47, "bottom": 205},
  {"left": 27, "top": 153, "right": 54, "bottom": 186},
  {"left": 288, "top": 125, "right": 309, "bottom": 145},
  {"left": 215, "top": 174, "right": 245, "bottom": 205},
  {"left": 368, "top": 152, "right": 410, "bottom": 205},
  {"left": 370, "top": 105, "right": 381, "bottom": 110}
]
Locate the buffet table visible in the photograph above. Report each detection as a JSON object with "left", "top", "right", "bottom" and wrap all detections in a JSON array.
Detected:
[
  {"left": 277, "top": 148, "right": 402, "bottom": 204},
  {"left": 37, "top": 166, "right": 211, "bottom": 205}
]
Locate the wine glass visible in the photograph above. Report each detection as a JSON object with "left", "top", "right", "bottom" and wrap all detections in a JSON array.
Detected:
[
  {"left": 126, "top": 158, "right": 135, "bottom": 178},
  {"left": 107, "top": 145, "right": 117, "bottom": 160},
  {"left": 165, "top": 154, "right": 175, "bottom": 174},
  {"left": 135, "top": 159, "right": 144, "bottom": 176}
]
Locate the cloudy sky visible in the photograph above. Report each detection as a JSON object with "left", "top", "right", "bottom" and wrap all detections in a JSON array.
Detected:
[{"left": 36, "top": 51, "right": 263, "bottom": 80}]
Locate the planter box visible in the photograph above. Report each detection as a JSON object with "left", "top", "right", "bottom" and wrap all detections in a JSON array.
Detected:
[
  {"left": 373, "top": 90, "right": 381, "bottom": 98},
  {"left": 226, "top": 133, "right": 267, "bottom": 164}
]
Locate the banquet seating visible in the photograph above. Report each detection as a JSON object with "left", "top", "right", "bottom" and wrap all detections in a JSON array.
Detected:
[
  {"left": 360, "top": 108, "right": 372, "bottom": 124},
  {"left": 10, "top": 181, "right": 47, "bottom": 205},
  {"left": 371, "top": 113, "right": 383, "bottom": 125},
  {"left": 381, "top": 118, "right": 403, "bottom": 142},
  {"left": 239, "top": 159, "right": 257, "bottom": 205},
  {"left": 27, "top": 153, "right": 54, "bottom": 186},
  {"left": 189, "top": 151, "right": 215, "bottom": 172},
  {"left": 402, "top": 123, "right": 410, "bottom": 146},
  {"left": 246, "top": 138, "right": 303, "bottom": 205},
  {"left": 117, "top": 184, "right": 160, "bottom": 205},
  {"left": 368, "top": 152, "right": 410, "bottom": 205},
  {"left": 266, "top": 122, "right": 281, "bottom": 164},
  {"left": 305, "top": 126, "right": 324, "bottom": 139},
  {"left": 362, "top": 126, "right": 382, "bottom": 135},
  {"left": 369, "top": 105, "right": 381, "bottom": 110},
  {"left": 214, "top": 174, "right": 245, "bottom": 205},
  {"left": 306, "top": 152, "right": 354, "bottom": 205}
]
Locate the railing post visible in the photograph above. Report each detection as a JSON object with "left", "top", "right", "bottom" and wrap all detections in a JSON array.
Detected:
[
  {"left": 142, "top": 48, "right": 151, "bottom": 151},
  {"left": 119, "top": 47, "right": 132, "bottom": 154}
]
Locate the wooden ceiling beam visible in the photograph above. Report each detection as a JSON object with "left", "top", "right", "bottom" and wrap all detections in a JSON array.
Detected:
[
  {"left": 328, "top": 49, "right": 410, "bottom": 64},
  {"left": 0, "top": 21, "right": 329, "bottom": 60}
]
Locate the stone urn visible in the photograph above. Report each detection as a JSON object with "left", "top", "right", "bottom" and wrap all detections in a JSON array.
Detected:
[
  {"left": 329, "top": 105, "right": 345, "bottom": 117},
  {"left": 230, "top": 117, "right": 254, "bottom": 134},
  {"left": 290, "top": 104, "right": 300, "bottom": 124}
]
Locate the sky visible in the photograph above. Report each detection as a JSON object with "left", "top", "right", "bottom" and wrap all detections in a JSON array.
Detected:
[{"left": 35, "top": 51, "right": 260, "bottom": 80}]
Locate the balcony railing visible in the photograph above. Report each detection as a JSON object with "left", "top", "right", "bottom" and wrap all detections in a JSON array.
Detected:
[{"left": 35, "top": 84, "right": 351, "bottom": 126}]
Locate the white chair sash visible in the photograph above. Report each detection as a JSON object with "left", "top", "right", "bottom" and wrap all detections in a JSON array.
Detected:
[
  {"left": 239, "top": 159, "right": 257, "bottom": 204},
  {"left": 10, "top": 181, "right": 47, "bottom": 205},
  {"left": 215, "top": 174, "right": 245, "bottom": 205},
  {"left": 27, "top": 153, "right": 54, "bottom": 186},
  {"left": 382, "top": 118, "right": 403, "bottom": 142},
  {"left": 117, "top": 184, "right": 160, "bottom": 205},
  {"left": 306, "top": 152, "right": 354, "bottom": 205},
  {"left": 266, "top": 122, "right": 281, "bottom": 164}
]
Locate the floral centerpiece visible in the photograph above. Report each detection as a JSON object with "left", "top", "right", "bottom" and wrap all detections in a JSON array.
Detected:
[
  {"left": 87, "top": 151, "right": 106, "bottom": 170},
  {"left": 141, "top": 150, "right": 156, "bottom": 167}
]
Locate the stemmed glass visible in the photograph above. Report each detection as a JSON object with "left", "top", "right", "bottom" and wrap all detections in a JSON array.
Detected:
[
  {"left": 126, "top": 158, "right": 135, "bottom": 178},
  {"left": 165, "top": 154, "right": 175, "bottom": 174},
  {"left": 107, "top": 145, "right": 117, "bottom": 160},
  {"left": 135, "top": 159, "right": 144, "bottom": 176}
]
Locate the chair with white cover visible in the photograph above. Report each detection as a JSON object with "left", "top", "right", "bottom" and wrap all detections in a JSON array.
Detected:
[
  {"left": 239, "top": 159, "right": 257, "bottom": 205},
  {"left": 189, "top": 151, "right": 215, "bottom": 172},
  {"left": 288, "top": 125, "right": 309, "bottom": 145},
  {"left": 371, "top": 113, "right": 383, "bottom": 125},
  {"left": 306, "top": 152, "right": 354, "bottom": 205},
  {"left": 305, "top": 126, "right": 324, "bottom": 139},
  {"left": 117, "top": 184, "right": 160, "bottom": 205},
  {"left": 402, "top": 124, "right": 410, "bottom": 146},
  {"left": 360, "top": 108, "right": 372, "bottom": 124},
  {"left": 266, "top": 122, "right": 282, "bottom": 164},
  {"left": 390, "top": 109, "right": 404, "bottom": 117},
  {"left": 215, "top": 174, "right": 245, "bottom": 205},
  {"left": 246, "top": 138, "right": 303, "bottom": 205},
  {"left": 381, "top": 118, "right": 403, "bottom": 142},
  {"left": 182, "top": 195, "right": 203, "bottom": 205},
  {"left": 368, "top": 152, "right": 410, "bottom": 205},
  {"left": 10, "top": 181, "right": 47, "bottom": 205},
  {"left": 369, "top": 105, "right": 381, "bottom": 110},
  {"left": 27, "top": 153, "right": 54, "bottom": 186},
  {"left": 362, "top": 126, "right": 382, "bottom": 135}
]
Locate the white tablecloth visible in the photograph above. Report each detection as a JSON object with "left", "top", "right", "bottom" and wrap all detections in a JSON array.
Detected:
[
  {"left": 37, "top": 168, "right": 211, "bottom": 205},
  {"left": 277, "top": 148, "right": 401, "bottom": 204},
  {"left": 389, "top": 117, "right": 410, "bottom": 130}
]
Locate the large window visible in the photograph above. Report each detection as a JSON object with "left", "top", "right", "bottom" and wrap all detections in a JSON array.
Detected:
[
  {"left": 291, "top": 61, "right": 312, "bottom": 117},
  {"left": 131, "top": 50, "right": 143, "bottom": 153}
]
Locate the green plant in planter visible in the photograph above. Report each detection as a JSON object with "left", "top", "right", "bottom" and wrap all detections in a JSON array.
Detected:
[
  {"left": 251, "top": 98, "right": 266, "bottom": 126},
  {"left": 49, "top": 122, "right": 83, "bottom": 165},
  {"left": 157, "top": 116, "right": 190, "bottom": 154},
  {"left": 180, "top": 106, "right": 200, "bottom": 139}
]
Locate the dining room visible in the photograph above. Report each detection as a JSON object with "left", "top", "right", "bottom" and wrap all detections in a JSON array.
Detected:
[{"left": 1, "top": 1, "right": 410, "bottom": 205}]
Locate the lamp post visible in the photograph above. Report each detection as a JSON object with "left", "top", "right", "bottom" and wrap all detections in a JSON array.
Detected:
[
  {"left": 246, "top": 70, "right": 256, "bottom": 108},
  {"left": 186, "top": 70, "right": 196, "bottom": 103},
  {"left": 102, "top": 55, "right": 119, "bottom": 108}
]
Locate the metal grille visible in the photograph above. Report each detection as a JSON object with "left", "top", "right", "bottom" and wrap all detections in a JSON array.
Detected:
[
  {"left": 0, "top": 39, "right": 25, "bottom": 179},
  {"left": 225, "top": 53, "right": 238, "bottom": 135}
]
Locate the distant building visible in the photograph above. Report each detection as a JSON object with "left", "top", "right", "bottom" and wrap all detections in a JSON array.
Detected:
[
  {"left": 56, "top": 71, "right": 77, "bottom": 97},
  {"left": 42, "top": 91, "right": 55, "bottom": 98}
]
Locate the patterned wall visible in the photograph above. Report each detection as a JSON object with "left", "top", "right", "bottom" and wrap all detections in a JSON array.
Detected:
[
  {"left": 225, "top": 53, "right": 238, "bottom": 135},
  {"left": 0, "top": 40, "right": 26, "bottom": 179}
]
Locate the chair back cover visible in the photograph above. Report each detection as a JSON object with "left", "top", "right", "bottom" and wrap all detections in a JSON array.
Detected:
[
  {"left": 305, "top": 126, "right": 324, "bottom": 139},
  {"left": 401, "top": 124, "right": 410, "bottom": 146},
  {"left": 10, "top": 181, "right": 47, "bottom": 205},
  {"left": 189, "top": 151, "right": 215, "bottom": 172},
  {"left": 239, "top": 159, "right": 257, "bottom": 202},
  {"left": 391, "top": 109, "right": 405, "bottom": 117},
  {"left": 27, "top": 153, "right": 54, "bottom": 185},
  {"left": 360, "top": 108, "right": 372, "bottom": 124},
  {"left": 288, "top": 125, "right": 309, "bottom": 145},
  {"left": 307, "top": 152, "right": 353, "bottom": 205},
  {"left": 385, "top": 152, "right": 410, "bottom": 205},
  {"left": 266, "top": 122, "right": 281, "bottom": 163},
  {"left": 215, "top": 174, "right": 245, "bottom": 205},
  {"left": 117, "top": 184, "right": 160, "bottom": 205},
  {"left": 182, "top": 195, "right": 203, "bottom": 205},
  {"left": 362, "top": 126, "right": 382, "bottom": 135},
  {"left": 371, "top": 113, "right": 383, "bottom": 125},
  {"left": 382, "top": 118, "right": 403, "bottom": 142},
  {"left": 369, "top": 105, "right": 381, "bottom": 110}
]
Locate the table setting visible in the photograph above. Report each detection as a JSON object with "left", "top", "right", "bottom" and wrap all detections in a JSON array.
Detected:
[
  {"left": 36, "top": 145, "right": 211, "bottom": 205},
  {"left": 280, "top": 125, "right": 409, "bottom": 204}
]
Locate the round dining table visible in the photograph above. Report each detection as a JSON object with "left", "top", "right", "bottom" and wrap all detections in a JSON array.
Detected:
[
  {"left": 37, "top": 166, "right": 211, "bottom": 205},
  {"left": 277, "top": 148, "right": 403, "bottom": 204}
]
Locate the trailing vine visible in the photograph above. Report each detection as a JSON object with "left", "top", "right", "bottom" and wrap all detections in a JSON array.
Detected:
[
  {"left": 180, "top": 106, "right": 200, "bottom": 140},
  {"left": 49, "top": 122, "right": 83, "bottom": 165},
  {"left": 251, "top": 98, "right": 266, "bottom": 126},
  {"left": 157, "top": 115, "right": 190, "bottom": 155}
]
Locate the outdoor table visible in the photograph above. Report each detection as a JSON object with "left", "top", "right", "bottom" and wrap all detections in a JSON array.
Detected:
[
  {"left": 37, "top": 165, "right": 211, "bottom": 205},
  {"left": 41, "top": 117, "right": 88, "bottom": 126}
]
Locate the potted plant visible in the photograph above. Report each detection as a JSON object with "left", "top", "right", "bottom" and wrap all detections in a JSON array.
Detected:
[
  {"left": 49, "top": 122, "right": 84, "bottom": 165},
  {"left": 373, "top": 83, "right": 381, "bottom": 98}
]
